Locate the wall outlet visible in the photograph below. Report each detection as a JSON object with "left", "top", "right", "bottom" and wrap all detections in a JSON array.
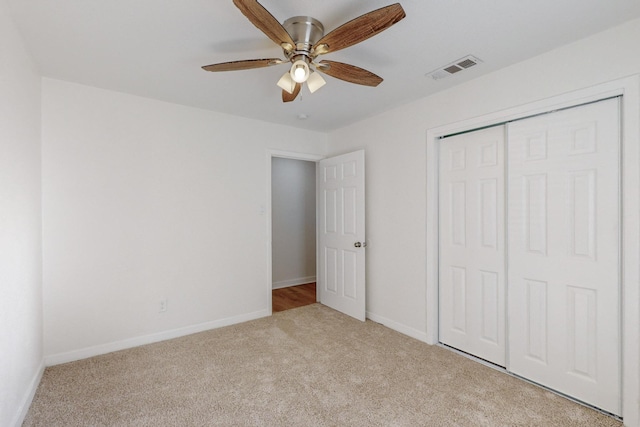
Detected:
[{"left": 159, "top": 299, "right": 168, "bottom": 313}]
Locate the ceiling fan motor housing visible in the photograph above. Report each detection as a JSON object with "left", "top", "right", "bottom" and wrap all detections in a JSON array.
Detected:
[{"left": 283, "top": 16, "right": 324, "bottom": 61}]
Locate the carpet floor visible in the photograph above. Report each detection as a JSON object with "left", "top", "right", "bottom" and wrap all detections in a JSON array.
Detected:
[{"left": 24, "top": 304, "right": 621, "bottom": 426}]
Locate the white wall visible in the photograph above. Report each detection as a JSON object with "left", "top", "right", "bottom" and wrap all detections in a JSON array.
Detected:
[
  {"left": 327, "top": 17, "right": 640, "bottom": 425},
  {"left": 327, "top": 15, "right": 640, "bottom": 338},
  {"left": 0, "top": 1, "right": 43, "bottom": 425},
  {"left": 271, "top": 158, "right": 316, "bottom": 289},
  {"left": 41, "top": 79, "right": 326, "bottom": 362}
]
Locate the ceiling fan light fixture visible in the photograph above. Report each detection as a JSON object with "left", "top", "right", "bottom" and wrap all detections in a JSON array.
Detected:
[
  {"left": 307, "top": 71, "right": 326, "bottom": 93},
  {"left": 203, "top": 1, "right": 406, "bottom": 103},
  {"left": 290, "top": 59, "right": 310, "bottom": 83},
  {"left": 277, "top": 72, "right": 296, "bottom": 94}
]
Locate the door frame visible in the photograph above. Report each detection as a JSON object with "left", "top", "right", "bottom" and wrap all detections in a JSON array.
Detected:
[
  {"left": 266, "top": 150, "right": 325, "bottom": 314},
  {"left": 425, "top": 75, "right": 640, "bottom": 425}
]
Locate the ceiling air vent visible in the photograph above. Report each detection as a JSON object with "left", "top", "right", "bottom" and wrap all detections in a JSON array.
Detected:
[{"left": 427, "top": 55, "right": 483, "bottom": 80}]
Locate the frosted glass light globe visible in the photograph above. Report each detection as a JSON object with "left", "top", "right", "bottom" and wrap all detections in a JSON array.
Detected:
[{"left": 290, "top": 60, "right": 310, "bottom": 83}]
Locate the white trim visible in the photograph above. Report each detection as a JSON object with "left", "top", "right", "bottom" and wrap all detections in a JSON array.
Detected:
[
  {"left": 425, "top": 75, "right": 640, "bottom": 426},
  {"left": 266, "top": 150, "right": 325, "bottom": 315},
  {"left": 45, "top": 309, "right": 270, "bottom": 366},
  {"left": 272, "top": 276, "right": 316, "bottom": 290},
  {"left": 367, "top": 311, "right": 429, "bottom": 343},
  {"left": 268, "top": 150, "right": 325, "bottom": 162},
  {"left": 619, "top": 76, "right": 640, "bottom": 427},
  {"left": 11, "top": 360, "right": 45, "bottom": 427}
]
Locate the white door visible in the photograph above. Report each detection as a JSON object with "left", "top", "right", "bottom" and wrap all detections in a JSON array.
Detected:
[
  {"left": 507, "top": 98, "right": 621, "bottom": 415},
  {"left": 439, "top": 126, "right": 506, "bottom": 366},
  {"left": 318, "top": 150, "right": 366, "bottom": 321}
]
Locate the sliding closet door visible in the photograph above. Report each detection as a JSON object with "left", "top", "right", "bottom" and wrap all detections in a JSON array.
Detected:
[
  {"left": 507, "top": 98, "right": 621, "bottom": 415},
  {"left": 439, "top": 126, "right": 506, "bottom": 366}
]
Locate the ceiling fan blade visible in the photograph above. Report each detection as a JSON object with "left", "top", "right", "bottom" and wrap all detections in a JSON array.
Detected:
[
  {"left": 233, "top": 0, "right": 296, "bottom": 50},
  {"left": 202, "top": 58, "right": 283, "bottom": 72},
  {"left": 317, "top": 60, "right": 383, "bottom": 87},
  {"left": 313, "top": 3, "right": 406, "bottom": 55},
  {"left": 282, "top": 83, "right": 301, "bottom": 102}
]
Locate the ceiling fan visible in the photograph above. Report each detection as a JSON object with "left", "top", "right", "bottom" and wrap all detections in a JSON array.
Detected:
[{"left": 202, "top": 0, "right": 406, "bottom": 102}]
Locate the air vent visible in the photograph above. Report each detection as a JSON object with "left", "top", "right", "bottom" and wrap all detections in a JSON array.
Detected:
[
  {"left": 443, "top": 65, "right": 463, "bottom": 74},
  {"left": 427, "top": 55, "right": 483, "bottom": 80}
]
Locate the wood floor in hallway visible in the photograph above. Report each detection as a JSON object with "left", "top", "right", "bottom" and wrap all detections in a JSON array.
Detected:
[{"left": 272, "top": 282, "right": 316, "bottom": 312}]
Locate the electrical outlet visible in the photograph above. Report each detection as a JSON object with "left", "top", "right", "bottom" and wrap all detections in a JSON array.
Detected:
[{"left": 159, "top": 299, "right": 168, "bottom": 313}]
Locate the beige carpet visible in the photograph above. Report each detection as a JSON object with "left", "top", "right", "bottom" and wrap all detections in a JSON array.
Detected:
[{"left": 24, "top": 304, "right": 621, "bottom": 426}]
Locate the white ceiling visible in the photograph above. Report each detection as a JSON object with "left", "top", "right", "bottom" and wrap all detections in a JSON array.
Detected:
[{"left": 7, "top": 0, "right": 640, "bottom": 132}]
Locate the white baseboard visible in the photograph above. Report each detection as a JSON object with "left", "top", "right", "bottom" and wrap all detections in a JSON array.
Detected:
[
  {"left": 272, "top": 276, "right": 316, "bottom": 290},
  {"left": 366, "top": 311, "right": 429, "bottom": 343},
  {"left": 12, "top": 359, "right": 45, "bottom": 427},
  {"left": 45, "top": 309, "right": 270, "bottom": 366}
]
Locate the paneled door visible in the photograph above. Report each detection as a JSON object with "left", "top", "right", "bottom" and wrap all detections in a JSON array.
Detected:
[
  {"left": 318, "top": 150, "right": 366, "bottom": 321},
  {"left": 507, "top": 98, "right": 621, "bottom": 415},
  {"left": 439, "top": 126, "right": 506, "bottom": 366}
]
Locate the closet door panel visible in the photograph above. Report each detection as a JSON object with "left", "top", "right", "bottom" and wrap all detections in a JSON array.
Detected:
[
  {"left": 439, "top": 126, "right": 506, "bottom": 366},
  {"left": 507, "top": 98, "right": 621, "bottom": 415}
]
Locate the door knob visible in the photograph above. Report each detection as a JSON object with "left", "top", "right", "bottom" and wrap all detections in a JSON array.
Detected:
[{"left": 354, "top": 242, "right": 367, "bottom": 248}]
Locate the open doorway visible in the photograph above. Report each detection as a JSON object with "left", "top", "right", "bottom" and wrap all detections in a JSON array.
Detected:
[{"left": 271, "top": 156, "right": 317, "bottom": 312}]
